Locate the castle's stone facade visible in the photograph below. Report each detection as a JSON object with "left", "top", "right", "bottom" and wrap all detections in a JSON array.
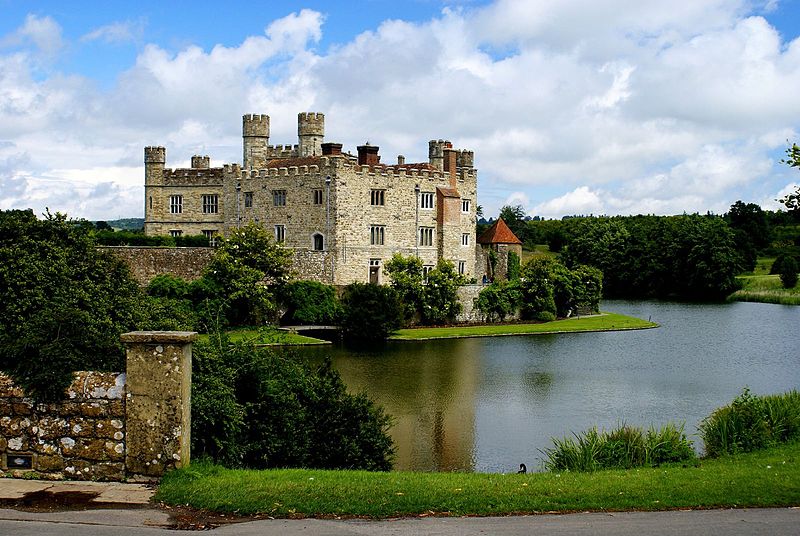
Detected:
[{"left": 144, "top": 113, "right": 479, "bottom": 286}]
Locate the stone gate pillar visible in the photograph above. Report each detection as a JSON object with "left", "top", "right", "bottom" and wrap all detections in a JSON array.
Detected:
[{"left": 120, "top": 331, "right": 196, "bottom": 480}]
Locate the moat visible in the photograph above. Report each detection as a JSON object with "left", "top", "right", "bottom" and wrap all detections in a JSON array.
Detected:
[{"left": 303, "top": 300, "right": 800, "bottom": 473}]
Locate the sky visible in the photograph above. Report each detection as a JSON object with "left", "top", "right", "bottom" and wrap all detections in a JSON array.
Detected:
[{"left": 1, "top": 0, "right": 800, "bottom": 221}]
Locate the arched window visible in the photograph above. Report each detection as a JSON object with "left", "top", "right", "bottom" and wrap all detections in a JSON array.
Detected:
[{"left": 312, "top": 233, "right": 324, "bottom": 251}]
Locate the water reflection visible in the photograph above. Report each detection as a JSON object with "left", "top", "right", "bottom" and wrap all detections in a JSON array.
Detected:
[{"left": 303, "top": 301, "right": 800, "bottom": 473}]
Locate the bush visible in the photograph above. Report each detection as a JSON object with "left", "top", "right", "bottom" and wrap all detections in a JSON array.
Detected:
[
  {"left": 191, "top": 336, "right": 395, "bottom": 470},
  {"left": 700, "top": 388, "right": 800, "bottom": 457},
  {"left": 421, "top": 260, "right": 467, "bottom": 325},
  {"left": 340, "top": 283, "right": 403, "bottom": 343},
  {"left": 0, "top": 210, "right": 144, "bottom": 401},
  {"left": 280, "top": 280, "right": 341, "bottom": 325},
  {"left": 507, "top": 251, "right": 520, "bottom": 280},
  {"left": 147, "top": 274, "right": 191, "bottom": 299},
  {"left": 770, "top": 253, "right": 798, "bottom": 275},
  {"left": 778, "top": 256, "right": 798, "bottom": 288},
  {"left": 475, "top": 280, "right": 522, "bottom": 321},
  {"left": 542, "top": 422, "right": 696, "bottom": 472}
]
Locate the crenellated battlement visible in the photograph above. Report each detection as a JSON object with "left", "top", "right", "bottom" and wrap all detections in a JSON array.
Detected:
[
  {"left": 242, "top": 114, "right": 270, "bottom": 137},
  {"left": 144, "top": 146, "right": 166, "bottom": 163},
  {"left": 298, "top": 112, "right": 325, "bottom": 135}
]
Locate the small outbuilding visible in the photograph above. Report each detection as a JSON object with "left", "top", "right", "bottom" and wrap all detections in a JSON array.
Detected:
[{"left": 477, "top": 218, "right": 523, "bottom": 282}]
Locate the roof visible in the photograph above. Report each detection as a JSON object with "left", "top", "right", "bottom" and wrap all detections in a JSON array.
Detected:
[
  {"left": 477, "top": 218, "right": 523, "bottom": 245},
  {"left": 263, "top": 156, "right": 323, "bottom": 168},
  {"left": 436, "top": 187, "right": 460, "bottom": 198}
]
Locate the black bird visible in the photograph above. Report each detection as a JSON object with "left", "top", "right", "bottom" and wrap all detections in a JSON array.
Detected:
[{"left": 517, "top": 463, "right": 527, "bottom": 474}]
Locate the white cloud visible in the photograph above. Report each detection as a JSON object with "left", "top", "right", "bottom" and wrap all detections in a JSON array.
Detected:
[
  {"left": 81, "top": 20, "right": 144, "bottom": 44},
  {"left": 0, "top": 14, "right": 64, "bottom": 56}
]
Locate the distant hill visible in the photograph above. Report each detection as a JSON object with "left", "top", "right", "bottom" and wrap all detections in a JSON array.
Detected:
[{"left": 97, "top": 218, "right": 144, "bottom": 231}]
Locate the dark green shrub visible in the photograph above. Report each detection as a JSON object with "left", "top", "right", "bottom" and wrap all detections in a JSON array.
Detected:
[
  {"left": 507, "top": 251, "right": 520, "bottom": 280},
  {"left": 700, "top": 388, "right": 800, "bottom": 457},
  {"left": 769, "top": 253, "right": 798, "bottom": 275},
  {"left": 779, "top": 256, "right": 798, "bottom": 288},
  {"left": 280, "top": 280, "right": 341, "bottom": 325},
  {"left": 421, "top": 260, "right": 467, "bottom": 325},
  {"left": 476, "top": 280, "right": 522, "bottom": 321},
  {"left": 175, "top": 234, "right": 213, "bottom": 247},
  {"left": 191, "top": 337, "right": 394, "bottom": 470},
  {"left": 138, "top": 296, "right": 198, "bottom": 331},
  {"left": 0, "top": 210, "right": 144, "bottom": 401},
  {"left": 147, "top": 274, "right": 191, "bottom": 299},
  {"left": 340, "top": 283, "right": 403, "bottom": 342}
]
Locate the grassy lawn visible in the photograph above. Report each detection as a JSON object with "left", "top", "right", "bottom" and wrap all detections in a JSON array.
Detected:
[
  {"left": 390, "top": 312, "right": 656, "bottom": 340},
  {"left": 521, "top": 244, "right": 557, "bottom": 264},
  {"left": 155, "top": 441, "right": 800, "bottom": 518},
  {"left": 197, "top": 327, "right": 330, "bottom": 346},
  {"left": 729, "top": 274, "right": 800, "bottom": 306}
]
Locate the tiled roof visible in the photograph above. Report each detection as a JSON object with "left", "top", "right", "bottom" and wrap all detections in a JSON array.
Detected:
[{"left": 477, "top": 218, "right": 523, "bottom": 245}]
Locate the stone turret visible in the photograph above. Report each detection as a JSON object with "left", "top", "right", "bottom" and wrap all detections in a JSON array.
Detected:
[
  {"left": 457, "top": 150, "right": 474, "bottom": 168},
  {"left": 429, "top": 139, "right": 449, "bottom": 171},
  {"left": 144, "top": 146, "right": 166, "bottom": 186},
  {"left": 243, "top": 114, "right": 270, "bottom": 169},
  {"left": 191, "top": 155, "right": 210, "bottom": 169},
  {"left": 298, "top": 112, "right": 324, "bottom": 157}
]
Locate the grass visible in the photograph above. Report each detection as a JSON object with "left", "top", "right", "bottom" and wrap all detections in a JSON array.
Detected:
[
  {"left": 390, "top": 312, "right": 657, "bottom": 340},
  {"left": 155, "top": 441, "right": 800, "bottom": 517},
  {"left": 521, "top": 244, "right": 558, "bottom": 264},
  {"left": 729, "top": 274, "right": 800, "bottom": 305},
  {"left": 197, "top": 327, "right": 330, "bottom": 346}
]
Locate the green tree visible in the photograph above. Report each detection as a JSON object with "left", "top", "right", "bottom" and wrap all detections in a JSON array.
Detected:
[
  {"left": 0, "top": 210, "right": 144, "bottom": 400},
  {"left": 421, "top": 260, "right": 467, "bottom": 325},
  {"left": 475, "top": 280, "right": 522, "bottom": 321},
  {"left": 340, "top": 283, "right": 403, "bottom": 342},
  {"left": 279, "top": 280, "right": 341, "bottom": 325},
  {"left": 384, "top": 253, "right": 425, "bottom": 324},
  {"left": 499, "top": 204, "right": 528, "bottom": 242},
  {"left": 779, "top": 143, "right": 800, "bottom": 215},
  {"left": 779, "top": 256, "right": 798, "bottom": 288},
  {"left": 519, "top": 257, "right": 557, "bottom": 320},
  {"left": 200, "top": 223, "right": 292, "bottom": 327}
]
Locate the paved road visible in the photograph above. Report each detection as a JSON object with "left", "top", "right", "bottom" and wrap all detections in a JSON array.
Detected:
[{"left": 1, "top": 507, "right": 799, "bottom": 535}]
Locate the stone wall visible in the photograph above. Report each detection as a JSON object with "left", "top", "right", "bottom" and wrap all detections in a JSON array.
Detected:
[
  {"left": 0, "top": 332, "right": 194, "bottom": 481},
  {"left": 101, "top": 246, "right": 215, "bottom": 285}
]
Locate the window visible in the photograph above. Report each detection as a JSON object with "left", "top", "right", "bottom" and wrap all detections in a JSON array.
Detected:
[
  {"left": 370, "top": 189, "right": 385, "bottom": 206},
  {"left": 274, "top": 225, "right": 286, "bottom": 243},
  {"left": 202, "top": 194, "right": 218, "bottom": 214},
  {"left": 370, "top": 225, "right": 385, "bottom": 245},
  {"left": 419, "top": 227, "right": 434, "bottom": 247},
  {"left": 313, "top": 189, "right": 323, "bottom": 205},
  {"left": 149, "top": 196, "right": 152, "bottom": 210},
  {"left": 170, "top": 195, "right": 183, "bottom": 214},
  {"left": 420, "top": 192, "right": 434, "bottom": 209},
  {"left": 203, "top": 230, "right": 218, "bottom": 247},
  {"left": 169, "top": 229, "right": 183, "bottom": 237},
  {"left": 462, "top": 199, "right": 470, "bottom": 213},
  {"left": 458, "top": 261, "right": 466, "bottom": 275},
  {"left": 462, "top": 233, "right": 470, "bottom": 246},
  {"left": 423, "top": 264, "right": 434, "bottom": 283},
  {"left": 273, "top": 190, "right": 287, "bottom": 206},
  {"left": 313, "top": 233, "right": 324, "bottom": 251},
  {"left": 369, "top": 259, "right": 381, "bottom": 284},
  {"left": 244, "top": 192, "right": 253, "bottom": 208}
]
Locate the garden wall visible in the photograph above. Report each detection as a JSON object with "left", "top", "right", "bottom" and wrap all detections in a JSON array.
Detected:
[
  {"left": 0, "top": 331, "right": 194, "bottom": 481},
  {"left": 101, "top": 246, "right": 214, "bottom": 285}
]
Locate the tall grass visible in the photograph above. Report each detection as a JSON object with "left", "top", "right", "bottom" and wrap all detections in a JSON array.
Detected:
[
  {"left": 542, "top": 422, "right": 695, "bottom": 472},
  {"left": 700, "top": 389, "right": 800, "bottom": 457},
  {"left": 729, "top": 274, "right": 800, "bottom": 305}
]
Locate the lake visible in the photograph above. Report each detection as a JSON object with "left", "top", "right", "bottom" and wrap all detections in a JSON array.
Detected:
[{"left": 302, "top": 300, "right": 800, "bottom": 473}]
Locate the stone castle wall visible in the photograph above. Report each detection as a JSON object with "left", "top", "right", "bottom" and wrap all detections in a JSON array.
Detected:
[
  {"left": 0, "top": 332, "right": 194, "bottom": 482},
  {"left": 101, "top": 246, "right": 215, "bottom": 285}
]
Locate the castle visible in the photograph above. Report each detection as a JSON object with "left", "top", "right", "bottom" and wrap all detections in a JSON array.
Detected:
[{"left": 144, "top": 112, "right": 479, "bottom": 286}]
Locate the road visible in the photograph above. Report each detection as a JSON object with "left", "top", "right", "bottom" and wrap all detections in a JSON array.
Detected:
[{"left": 1, "top": 507, "right": 799, "bottom": 535}]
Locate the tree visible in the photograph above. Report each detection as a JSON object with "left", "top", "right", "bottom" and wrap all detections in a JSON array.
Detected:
[
  {"left": 779, "top": 256, "right": 798, "bottom": 289},
  {"left": 200, "top": 223, "right": 292, "bottom": 327},
  {"left": 340, "top": 283, "right": 403, "bottom": 343},
  {"left": 384, "top": 253, "right": 425, "bottom": 324},
  {"left": 421, "top": 260, "right": 467, "bottom": 325},
  {"left": 0, "top": 210, "right": 144, "bottom": 400},
  {"left": 279, "top": 280, "right": 341, "bottom": 325},
  {"left": 499, "top": 204, "right": 528, "bottom": 242},
  {"left": 779, "top": 143, "right": 800, "bottom": 215},
  {"left": 725, "top": 201, "right": 771, "bottom": 251}
]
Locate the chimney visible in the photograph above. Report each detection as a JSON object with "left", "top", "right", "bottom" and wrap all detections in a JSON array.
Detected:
[
  {"left": 444, "top": 147, "right": 458, "bottom": 187},
  {"left": 357, "top": 144, "right": 380, "bottom": 166},
  {"left": 397, "top": 155, "right": 405, "bottom": 166},
  {"left": 321, "top": 142, "right": 343, "bottom": 156}
]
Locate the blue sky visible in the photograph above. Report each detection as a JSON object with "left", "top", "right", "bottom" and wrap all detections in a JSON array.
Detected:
[{"left": 1, "top": 0, "right": 799, "bottom": 220}]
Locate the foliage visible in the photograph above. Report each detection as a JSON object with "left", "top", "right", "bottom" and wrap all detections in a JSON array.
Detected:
[
  {"left": 560, "top": 215, "right": 741, "bottom": 300},
  {"left": 542, "top": 422, "right": 696, "bottom": 472},
  {"left": 94, "top": 230, "right": 211, "bottom": 247},
  {"left": 340, "top": 283, "right": 403, "bottom": 342},
  {"left": 475, "top": 280, "right": 522, "bottom": 321},
  {"left": 700, "top": 389, "right": 800, "bottom": 457},
  {"left": 518, "top": 257, "right": 602, "bottom": 319},
  {"left": 725, "top": 201, "right": 771, "bottom": 251},
  {"left": 202, "top": 223, "right": 292, "bottom": 327},
  {"left": 138, "top": 296, "right": 198, "bottom": 331},
  {"left": 147, "top": 274, "right": 191, "bottom": 299},
  {"left": 383, "top": 253, "right": 425, "bottom": 324},
  {"left": 421, "top": 260, "right": 467, "bottom": 325},
  {"left": 498, "top": 204, "right": 528, "bottom": 241},
  {"left": 769, "top": 253, "right": 799, "bottom": 275},
  {"left": 384, "top": 255, "right": 466, "bottom": 326},
  {"left": 779, "top": 143, "right": 800, "bottom": 214},
  {"left": 279, "top": 280, "right": 341, "bottom": 325},
  {"left": 507, "top": 251, "right": 520, "bottom": 280},
  {"left": 779, "top": 256, "right": 798, "bottom": 288},
  {"left": 0, "top": 210, "right": 144, "bottom": 401},
  {"left": 192, "top": 336, "right": 394, "bottom": 470}
]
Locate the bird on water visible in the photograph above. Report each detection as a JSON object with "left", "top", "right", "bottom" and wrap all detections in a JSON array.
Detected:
[{"left": 517, "top": 463, "right": 527, "bottom": 474}]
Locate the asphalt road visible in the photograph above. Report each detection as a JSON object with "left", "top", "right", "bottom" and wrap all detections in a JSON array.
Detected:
[{"left": 1, "top": 507, "right": 799, "bottom": 535}]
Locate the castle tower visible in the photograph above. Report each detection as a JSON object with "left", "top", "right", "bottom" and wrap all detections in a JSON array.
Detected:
[
  {"left": 243, "top": 114, "right": 269, "bottom": 169},
  {"left": 298, "top": 112, "right": 324, "bottom": 157},
  {"left": 428, "top": 139, "right": 448, "bottom": 171},
  {"left": 144, "top": 146, "right": 165, "bottom": 229},
  {"left": 457, "top": 150, "right": 474, "bottom": 168},
  {"left": 191, "top": 155, "right": 210, "bottom": 169}
]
